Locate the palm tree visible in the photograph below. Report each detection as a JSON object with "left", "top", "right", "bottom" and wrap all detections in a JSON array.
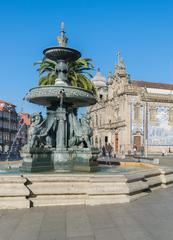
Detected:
[
  {"left": 34, "top": 58, "right": 96, "bottom": 95},
  {"left": 34, "top": 58, "right": 57, "bottom": 85}
]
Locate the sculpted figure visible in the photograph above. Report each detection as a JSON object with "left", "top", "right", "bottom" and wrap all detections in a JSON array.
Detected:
[
  {"left": 27, "top": 112, "right": 45, "bottom": 149},
  {"left": 39, "top": 110, "right": 56, "bottom": 148},
  {"left": 80, "top": 114, "right": 93, "bottom": 147},
  {"left": 68, "top": 111, "right": 93, "bottom": 148}
]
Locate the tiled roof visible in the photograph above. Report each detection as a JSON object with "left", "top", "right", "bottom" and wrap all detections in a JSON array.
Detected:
[
  {"left": 132, "top": 80, "right": 173, "bottom": 90},
  {"left": 18, "top": 112, "right": 30, "bottom": 126},
  {"left": 0, "top": 99, "right": 16, "bottom": 107}
]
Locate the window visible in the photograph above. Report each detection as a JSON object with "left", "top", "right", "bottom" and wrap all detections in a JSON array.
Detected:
[
  {"left": 169, "top": 108, "right": 173, "bottom": 123},
  {"left": 99, "top": 115, "right": 102, "bottom": 126},
  {"left": 99, "top": 138, "right": 102, "bottom": 148},
  {"left": 96, "top": 115, "right": 98, "bottom": 126},
  {"left": 134, "top": 104, "right": 141, "bottom": 121},
  {"left": 149, "top": 107, "right": 157, "bottom": 122},
  {"left": 105, "top": 136, "right": 108, "bottom": 143},
  {"left": 95, "top": 136, "right": 98, "bottom": 147}
]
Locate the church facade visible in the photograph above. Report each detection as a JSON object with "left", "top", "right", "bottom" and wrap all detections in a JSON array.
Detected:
[{"left": 88, "top": 54, "right": 173, "bottom": 156}]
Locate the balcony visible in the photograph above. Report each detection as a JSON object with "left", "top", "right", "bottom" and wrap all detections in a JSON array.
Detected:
[{"left": 103, "top": 120, "right": 126, "bottom": 130}]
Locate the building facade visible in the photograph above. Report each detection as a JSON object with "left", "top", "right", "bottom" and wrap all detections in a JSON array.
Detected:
[
  {"left": 0, "top": 100, "right": 18, "bottom": 153},
  {"left": 0, "top": 100, "right": 30, "bottom": 155},
  {"left": 17, "top": 112, "right": 30, "bottom": 147},
  {"left": 88, "top": 54, "right": 173, "bottom": 156}
]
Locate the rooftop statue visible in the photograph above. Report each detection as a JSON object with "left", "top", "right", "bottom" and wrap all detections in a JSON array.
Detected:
[{"left": 117, "top": 51, "right": 126, "bottom": 69}]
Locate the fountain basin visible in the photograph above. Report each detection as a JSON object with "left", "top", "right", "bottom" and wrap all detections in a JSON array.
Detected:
[
  {"left": 25, "top": 85, "right": 96, "bottom": 107},
  {"left": 43, "top": 46, "right": 81, "bottom": 62}
]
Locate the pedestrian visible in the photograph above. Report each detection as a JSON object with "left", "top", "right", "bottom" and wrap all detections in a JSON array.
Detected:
[
  {"left": 169, "top": 147, "right": 171, "bottom": 153},
  {"left": 140, "top": 145, "right": 144, "bottom": 157},
  {"left": 133, "top": 145, "right": 137, "bottom": 155},
  {"left": 106, "top": 143, "right": 113, "bottom": 165},
  {"left": 107, "top": 143, "right": 113, "bottom": 158},
  {"left": 102, "top": 145, "right": 106, "bottom": 156},
  {"left": 161, "top": 149, "right": 165, "bottom": 156}
]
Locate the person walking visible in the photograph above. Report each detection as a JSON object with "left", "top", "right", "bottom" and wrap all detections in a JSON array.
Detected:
[
  {"left": 140, "top": 145, "right": 145, "bottom": 157},
  {"left": 102, "top": 145, "right": 106, "bottom": 156},
  {"left": 133, "top": 145, "right": 137, "bottom": 156},
  {"left": 106, "top": 143, "right": 113, "bottom": 165}
]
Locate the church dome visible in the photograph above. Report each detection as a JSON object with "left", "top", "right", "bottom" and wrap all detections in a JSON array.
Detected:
[{"left": 92, "top": 68, "right": 107, "bottom": 88}]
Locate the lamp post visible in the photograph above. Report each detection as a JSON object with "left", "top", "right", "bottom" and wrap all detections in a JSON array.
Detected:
[
  {"left": 145, "top": 102, "right": 148, "bottom": 157},
  {"left": 4, "top": 105, "right": 13, "bottom": 155},
  {"left": 144, "top": 94, "right": 148, "bottom": 157},
  {"left": 2, "top": 110, "right": 4, "bottom": 153},
  {"left": 8, "top": 109, "right": 11, "bottom": 150}
]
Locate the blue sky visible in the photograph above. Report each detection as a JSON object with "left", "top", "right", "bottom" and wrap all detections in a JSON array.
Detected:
[{"left": 0, "top": 0, "right": 173, "bottom": 113}]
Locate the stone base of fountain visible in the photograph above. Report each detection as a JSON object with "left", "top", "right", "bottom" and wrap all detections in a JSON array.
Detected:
[
  {"left": 0, "top": 163, "right": 173, "bottom": 209},
  {"left": 53, "top": 149, "right": 72, "bottom": 172},
  {"left": 21, "top": 148, "right": 53, "bottom": 172},
  {"left": 21, "top": 147, "right": 99, "bottom": 173},
  {"left": 70, "top": 148, "right": 99, "bottom": 172}
]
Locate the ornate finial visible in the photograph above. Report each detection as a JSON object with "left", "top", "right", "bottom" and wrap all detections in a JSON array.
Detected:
[
  {"left": 108, "top": 71, "right": 113, "bottom": 85},
  {"left": 116, "top": 51, "right": 125, "bottom": 69},
  {"left": 117, "top": 51, "right": 121, "bottom": 65},
  {"left": 114, "top": 51, "right": 127, "bottom": 77},
  {"left": 57, "top": 21, "right": 68, "bottom": 47},
  {"left": 108, "top": 71, "right": 112, "bottom": 77},
  {"left": 61, "top": 21, "right": 64, "bottom": 31}
]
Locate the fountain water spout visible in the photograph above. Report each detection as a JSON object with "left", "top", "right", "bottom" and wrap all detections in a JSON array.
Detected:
[{"left": 6, "top": 121, "right": 25, "bottom": 167}]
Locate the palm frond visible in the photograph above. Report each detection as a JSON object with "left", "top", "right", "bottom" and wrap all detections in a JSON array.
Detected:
[{"left": 35, "top": 57, "right": 96, "bottom": 95}]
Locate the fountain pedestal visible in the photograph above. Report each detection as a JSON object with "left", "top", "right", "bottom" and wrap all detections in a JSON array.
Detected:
[{"left": 56, "top": 107, "right": 66, "bottom": 149}]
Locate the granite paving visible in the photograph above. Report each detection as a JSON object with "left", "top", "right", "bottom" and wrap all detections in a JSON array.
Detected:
[
  {"left": 0, "top": 158, "right": 173, "bottom": 240},
  {"left": 0, "top": 187, "right": 172, "bottom": 240}
]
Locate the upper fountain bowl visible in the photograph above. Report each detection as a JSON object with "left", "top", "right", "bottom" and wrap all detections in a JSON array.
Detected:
[
  {"left": 25, "top": 85, "right": 96, "bottom": 108},
  {"left": 43, "top": 47, "right": 81, "bottom": 62}
]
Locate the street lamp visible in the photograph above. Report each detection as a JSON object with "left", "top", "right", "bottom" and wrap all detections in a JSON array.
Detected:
[
  {"left": 145, "top": 101, "right": 148, "bottom": 157},
  {"left": 143, "top": 90, "right": 148, "bottom": 157},
  {"left": 8, "top": 109, "right": 11, "bottom": 150},
  {"left": 3, "top": 105, "right": 13, "bottom": 154}
]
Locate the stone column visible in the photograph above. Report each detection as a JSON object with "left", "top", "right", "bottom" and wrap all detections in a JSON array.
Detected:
[{"left": 56, "top": 107, "right": 67, "bottom": 149}]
